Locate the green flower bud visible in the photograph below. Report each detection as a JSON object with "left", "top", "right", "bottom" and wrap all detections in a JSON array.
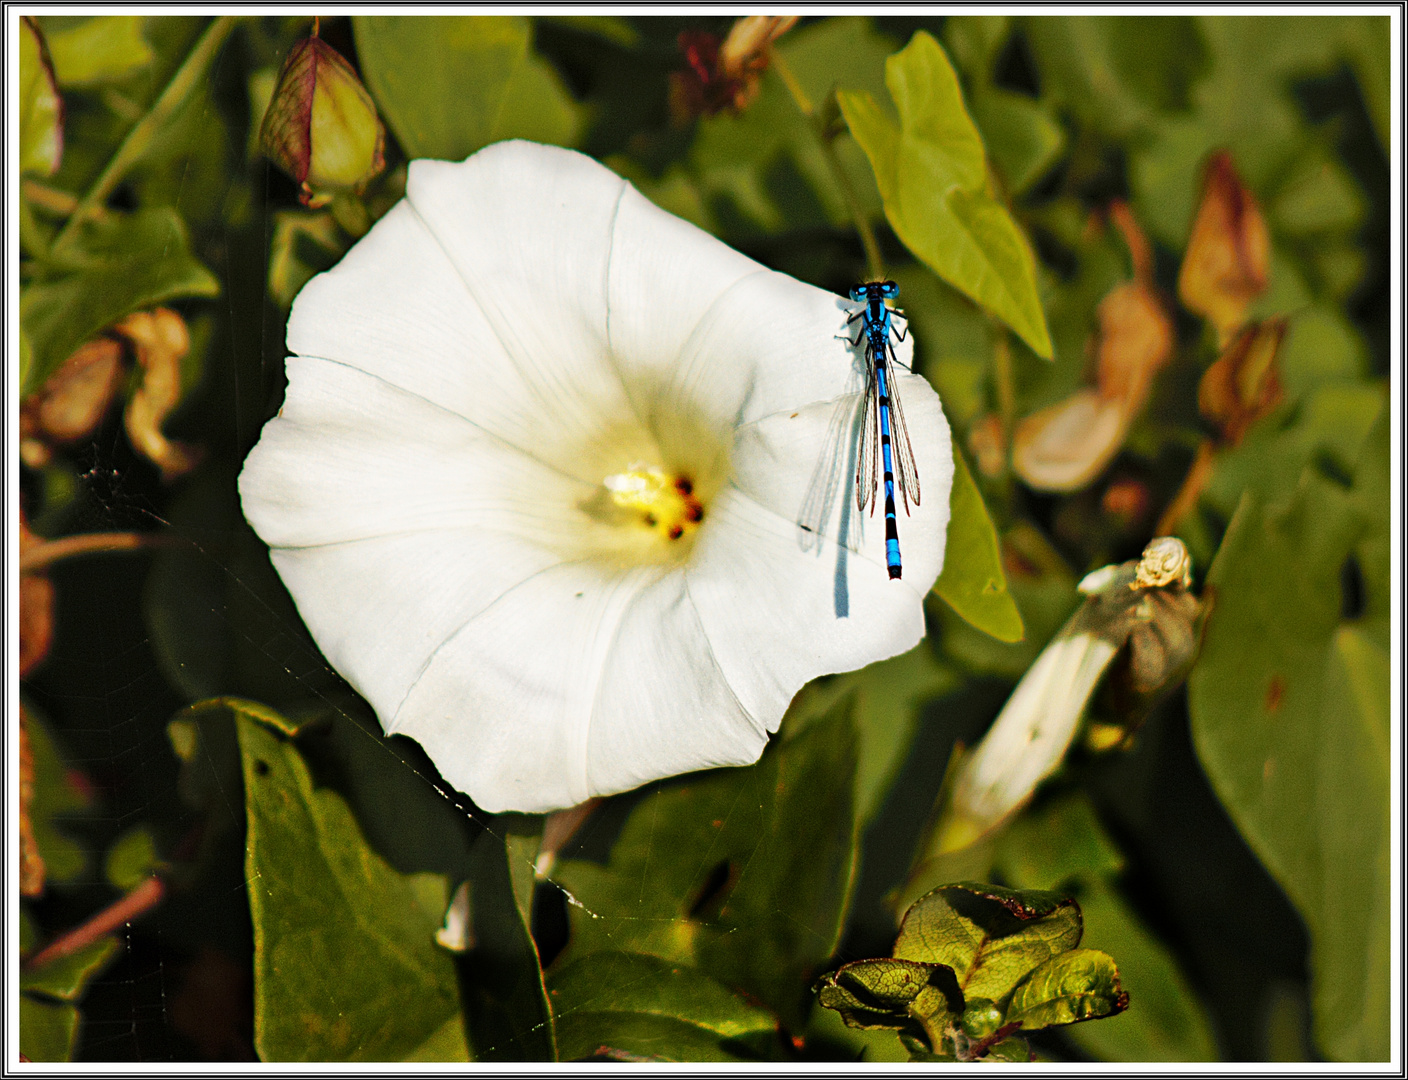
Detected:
[
  {"left": 260, "top": 33, "right": 384, "bottom": 207},
  {"left": 959, "top": 998, "right": 1003, "bottom": 1040}
]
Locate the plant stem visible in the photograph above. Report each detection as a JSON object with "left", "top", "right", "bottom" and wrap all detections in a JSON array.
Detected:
[
  {"left": 51, "top": 16, "right": 237, "bottom": 254},
  {"left": 21, "top": 531, "right": 176, "bottom": 574},
  {"left": 1154, "top": 438, "right": 1216, "bottom": 537},
  {"left": 992, "top": 328, "right": 1016, "bottom": 468},
  {"left": 22, "top": 877, "right": 166, "bottom": 971},
  {"left": 771, "top": 51, "right": 884, "bottom": 281}
]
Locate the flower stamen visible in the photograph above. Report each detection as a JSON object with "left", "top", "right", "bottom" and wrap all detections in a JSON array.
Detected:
[{"left": 604, "top": 465, "right": 705, "bottom": 541}]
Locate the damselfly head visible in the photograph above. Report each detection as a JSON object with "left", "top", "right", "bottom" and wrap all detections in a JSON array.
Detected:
[{"left": 849, "top": 280, "right": 900, "bottom": 302}]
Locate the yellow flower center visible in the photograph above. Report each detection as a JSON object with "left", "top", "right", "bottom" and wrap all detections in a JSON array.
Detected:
[{"left": 603, "top": 465, "right": 705, "bottom": 541}]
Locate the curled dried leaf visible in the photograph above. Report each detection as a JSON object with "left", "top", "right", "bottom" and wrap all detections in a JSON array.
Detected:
[
  {"left": 20, "top": 338, "right": 125, "bottom": 467},
  {"left": 117, "top": 309, "right": 202, "bottom": 482},
  {"left": 1095, "top": 280, "right": 1173, "bottom": 411},
  {"left": 1178, "top": 151, "right": 1270, "bottom": 344},
  {"left": 1198, "top": 316, "right": 1288, "bottom": 445}
]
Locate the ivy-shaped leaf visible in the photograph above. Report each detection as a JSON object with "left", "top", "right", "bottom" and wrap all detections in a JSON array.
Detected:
[
  {"left": 1189, "top": 406, "right": 1389, "bottom": 1062},
  {"left": 236, "top": 704, "right": 469, "bottom": 1062},
  {"left": 551, "top": 698, "right": 859, "bottom": 1031},
  {"left": 353, "top": 16, "right": 581, "bottom": 162},
  {"left": 838, "top": 31, "right": 1052, "bottom": 359}
]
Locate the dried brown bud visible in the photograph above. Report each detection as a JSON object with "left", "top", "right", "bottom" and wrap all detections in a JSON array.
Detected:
[
  {"left": 1178, "top": 152, "right": 1270, "bottom": 344},
  {"left": 260, "top": 34, "right": 385, "bottom": 207},
  {"left": 668, "top": 16, "right": 797, "bottom": 125},
  {"left": 1198, "top": 317, "right": 1288, "bottom": 446}
]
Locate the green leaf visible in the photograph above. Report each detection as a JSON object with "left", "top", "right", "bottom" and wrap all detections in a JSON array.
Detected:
[
  {"left": 552, "top": 700, "right": 859, "bottom": 1030},
  {"left": 934, "top": 441, "right": 1024, "bottom": 642},
  {"left": 539, "top": 15, "right": 641, "bottom": 50},
  {"left": 21, "top": 207, "right": 219, "bottom": 396},
  {"left": 1064, "top": 879, "right": 1218, "bottom": 1061},
  {"left": 20, "top": 18, "right": 63, "bottom": 177},
  {"left": 236, "top": 707, "right": 468, "bottom": 1062},
  {"left": 353, "top": 16, "right": 582, "bottom": 162},
  {"left": 893, "top": 883, "right": 1082, "bottom": 1006},
  {"left": 44, "top": 16, "right": 154, "bottom": 87},
  {"left": 549, "top": 952, "right": 776, "bottom": 1063},
  {"left": 939, "top": 523, "right": 1080, "bottom": 679},
  {"left": 21, "top": 938, "right": 121, "bottom": 1003},
  {"left": 816, "top": 957, "right": 952, "bottom": 1031},
  {"left": 103, "top": 826, "right": 158, "bottom": 890},
  {"left": 460, "top": 827, "right": 556, "bottom": 1061},
  {"left": 1189, "top": 430, "right": 1389, "bottom": 1060},
  {"left": 993, "top": 793, "right": 1124, "bottom": 889},
  {"left": 804, "top": 992, "right": 911, "bottom": 1061},
  {"left": 25, "top": 708, "right": 93, "bottom": 885},
  {"left": 787, "top": 641, "right": 959, "bottom": 826},
  {"left": 991, "top": 795, "right": 1217, "bottom": 1060},
  {"left": 839, "top": 31, "right": 1052, "bottom": 358},
  {"left": 1005, "top": 948, "right": 1128, "bottom": 1030},
  {"left": 20, "top": 994, "right": 78, "bottom": 1062},
  {"left": 968, "top": 88, "right": 1065, "bottom": 196}
]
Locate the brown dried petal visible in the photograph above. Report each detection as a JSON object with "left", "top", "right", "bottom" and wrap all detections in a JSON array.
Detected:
[
  {"left": 1013, "top": 389, "right": 1129, "bottom": 493},
  {"left": 117, "top": 309, "right": 202, "bottom": 482},
  {"left": 1178, "top": 151, "right": 1270, "bottom": 343},
  {"left": 1198, "top": 317, "right": 1288, "bottom": 445}
]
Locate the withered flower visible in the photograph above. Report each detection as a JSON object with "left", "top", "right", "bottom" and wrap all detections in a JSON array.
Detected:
[
  {"left": 1178, "top": 151, "right": 1270, "bottom": 345},
  {"left": 669, "top": 16, "right": 798, "bottom": 126}
]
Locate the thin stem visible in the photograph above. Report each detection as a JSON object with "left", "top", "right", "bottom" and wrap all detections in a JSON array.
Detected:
[
  {"left": 1154, "top": 439, "right": 1216, "bottom": 537},
  {"left": 22, "top": 877, "right": 166, "bottom": 971},
  {"left": 992, "top": 328, "right": 1015, "bottom": 468},
  {"left": 771, "top": 51, "right": 884, "bottom": 281},
  {"left": 21, "top": 531, "right": 176, "bottom": 574},
  {"left": 51, "top": 16, "right": 237, "bottom": 254}
]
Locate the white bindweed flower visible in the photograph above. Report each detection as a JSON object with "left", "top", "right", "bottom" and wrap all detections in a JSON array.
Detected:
[{"left": 238, "top": 140, "right": 953, "bottom": 813}]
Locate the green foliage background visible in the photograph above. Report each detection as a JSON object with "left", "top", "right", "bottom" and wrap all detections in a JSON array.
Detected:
[{"left": 17, "top": 14, "right": 1390, "bottom": 1063}]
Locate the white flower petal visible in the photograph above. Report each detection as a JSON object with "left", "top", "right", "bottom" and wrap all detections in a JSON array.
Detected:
[
  {"left": 389, "top": 563, "right": 638, "bottom": 813},
  {"left": 585, "top": 573, "right": 766, "bottom": 794},
  {"left": 268, "top": 530, "right": 555, "bottom": 739},
  {"left": 239, "top": 357, "right": 596, "bottom": 550}
]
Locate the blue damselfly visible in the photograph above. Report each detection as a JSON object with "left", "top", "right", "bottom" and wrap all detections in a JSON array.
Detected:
[{"left": 843, "top": 280, "right": 921, "bottom": 580}]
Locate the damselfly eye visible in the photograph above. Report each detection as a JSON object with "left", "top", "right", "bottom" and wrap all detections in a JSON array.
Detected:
[
  {"left": 880, "top": 281, "right": 899, "bottom": 298},
  {"left": 849, "top": 285, "right": 866, "bottom": 301}
]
